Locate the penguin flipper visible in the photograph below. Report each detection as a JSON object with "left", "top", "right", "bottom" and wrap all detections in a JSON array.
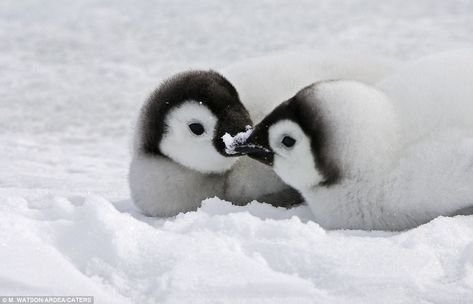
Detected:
[
  {"left": 256, "top": 187, "right": 304, "bottom": 209},
  {"left": 450, "top": 204, "right": 473, "bottom": 216}
]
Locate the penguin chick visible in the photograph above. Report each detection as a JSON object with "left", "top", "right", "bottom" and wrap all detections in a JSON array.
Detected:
[
  {"left": 220, "top": 52, "right": 400, "bottom": 206},
  {"left": 129, "top": 70, "right": 251, "bottom": 217},
  {"left": 239, "top": 60, "right": 473, "bottom": 231}
]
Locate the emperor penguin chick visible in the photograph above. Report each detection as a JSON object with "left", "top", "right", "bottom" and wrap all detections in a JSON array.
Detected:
[
  {"left": 129, "top": 70, "right": 251, "bottom": 217},
  {"left": 240, "top": 50, "right": 473, "bottom": 230},
  {"left": 220, "top": 52, "right": 399, "bottom": 206}
]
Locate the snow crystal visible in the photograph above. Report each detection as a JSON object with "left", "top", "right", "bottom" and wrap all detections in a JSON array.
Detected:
[{"left": 222, "top": 125, "right": 253, "bottom": 154}]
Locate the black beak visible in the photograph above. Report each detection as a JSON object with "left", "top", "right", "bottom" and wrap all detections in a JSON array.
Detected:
[
  {"left": 214, "top": 107, "right": 253, "bottom": 157},
  {"left": 234, "top": 144, "right": 271, "bottom": 156},
  {"left": 234, "top": 143, "right": 274, "bottom": 166}
]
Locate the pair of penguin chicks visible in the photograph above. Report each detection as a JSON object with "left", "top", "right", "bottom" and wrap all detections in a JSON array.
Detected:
[{"left": 130, "top": 50, "right": 473, "bottom": 231}]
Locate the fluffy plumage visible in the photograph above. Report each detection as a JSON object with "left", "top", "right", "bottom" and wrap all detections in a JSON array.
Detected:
[
  {"left": 242, "top": 50, "right": 473, "bottom": 230},
  {"left": 129, "top": 53, "right": 399, "bottom": 216},
  {"left": 129, "top": 70, "right": 251, "bottom": 216},
  {"left": 221, "top": 52, "right": 399, "bottom": 205}
]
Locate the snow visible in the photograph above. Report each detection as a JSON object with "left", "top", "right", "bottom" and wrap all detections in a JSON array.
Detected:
[
  {"left": 222, "top": 126, "right": 253, "bottom": 155},
  {"left": 1, "top": 0, "right": 473, "bottom": 302},
  {"left": 3, "top": 195, "right": 473, "bottom": 303}
]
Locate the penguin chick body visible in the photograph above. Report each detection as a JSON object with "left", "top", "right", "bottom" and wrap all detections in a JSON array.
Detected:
[
  {"left": 220, "top": 52, "right": 400, "bottom": 206},
  {"left": 240, "top": 50, "right": 473, "bottom": 230}
]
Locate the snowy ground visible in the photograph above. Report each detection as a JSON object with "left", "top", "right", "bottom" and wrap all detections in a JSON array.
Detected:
[{"left": 1, "top": 0, "right": 473, "bottom": 303}]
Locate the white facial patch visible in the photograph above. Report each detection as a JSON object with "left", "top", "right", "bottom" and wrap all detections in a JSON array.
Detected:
[
  {"left": 268, "top": 119, "right": 324, "bottom": 190},
  {"left": 159, "top": 101, "right": 237, "bottom": 173}
]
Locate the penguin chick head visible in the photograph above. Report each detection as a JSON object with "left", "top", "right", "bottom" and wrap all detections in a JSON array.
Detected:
[
  {"left": 138, "top": 70, "right": 252, "bottom": 174},
  {"left": 237, "top": 80, "right": 399, "bottom": 190}
]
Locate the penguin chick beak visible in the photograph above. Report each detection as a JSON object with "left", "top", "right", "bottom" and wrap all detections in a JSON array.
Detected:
[
  {"left": 234, "top": 144, "right": 271, "bottom": 155},
  {"left": 221, "top": 125, "right": 254, "bottom": 157},
  {"left": 234, "top": 132, "right": 274, "bottom": 166},
  {"left": 216, "top": 108, "right": 253, "bottom": 157}
]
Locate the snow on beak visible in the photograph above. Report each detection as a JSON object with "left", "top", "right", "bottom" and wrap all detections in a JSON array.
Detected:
[{"left": 233, "top": 128, "right": 274, "bottom": 166}]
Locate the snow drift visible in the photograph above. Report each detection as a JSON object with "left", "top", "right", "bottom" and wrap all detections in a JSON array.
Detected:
[{"left": 2, "top": 195, "right": 473, "bottom": 303}]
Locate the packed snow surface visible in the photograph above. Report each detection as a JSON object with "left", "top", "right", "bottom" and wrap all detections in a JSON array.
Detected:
[{"left": 2, "top": 0, "right": 473, "bottom": 303}]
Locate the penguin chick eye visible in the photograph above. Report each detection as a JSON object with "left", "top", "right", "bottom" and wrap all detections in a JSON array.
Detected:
[
  {"left": 281, "top": 136, "right": 296, "bottom": 148},
  {"left": 188, "top": 123, "right": 205, "bottom": 135}
]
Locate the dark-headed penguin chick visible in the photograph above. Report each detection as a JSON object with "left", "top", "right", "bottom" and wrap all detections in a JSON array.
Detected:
[
  {"left": 220, "top": 52, "right": 399, "bottom": 207},
  {"left": 129, "top": 70, "right": 252, "bottom": 217},
  {"left": 238, "top": 53, "right": 473, "bottom": 231}
]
